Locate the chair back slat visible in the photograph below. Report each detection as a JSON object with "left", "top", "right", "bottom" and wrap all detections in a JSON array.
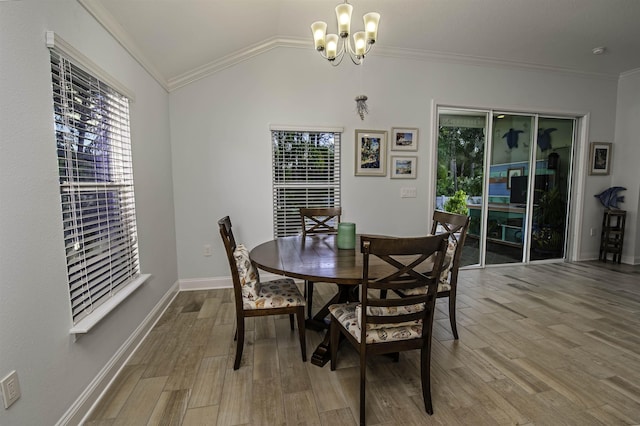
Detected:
[{"left": 300, "top": 207, "right": 342, "bottom": 236}]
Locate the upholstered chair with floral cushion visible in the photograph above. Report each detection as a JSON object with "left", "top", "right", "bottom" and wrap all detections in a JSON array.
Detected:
[
  {"left": 425, "top": 210, "right": 470, "bottom": 339},
  {"left": 218, "top": 216, "right": 306, "bottom": 370},
  {"left": 329, "top": 234, "right": 449, "bottom": 425},
  {"left": 380, "top": 210, "right": 470, "bottom": 339}
]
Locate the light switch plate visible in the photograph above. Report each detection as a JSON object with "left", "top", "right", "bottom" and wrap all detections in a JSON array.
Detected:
[
  {"left": 400, "top": 187, "right": 417, "bottom": 198},
  {"left": 1, "top": 371, "right": 21, "bottom": 409}
]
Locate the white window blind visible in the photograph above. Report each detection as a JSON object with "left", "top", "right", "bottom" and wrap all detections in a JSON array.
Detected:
[
  {"left": 49, "top": 47, "right": 142, "bottom": 326},
  {"left": 272, "top": 128, "right": 341, "bottom": 237}
]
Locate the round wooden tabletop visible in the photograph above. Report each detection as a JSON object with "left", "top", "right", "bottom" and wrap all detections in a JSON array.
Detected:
[{"left": 249, "top": 234, "right": 364, "bottom": 285}]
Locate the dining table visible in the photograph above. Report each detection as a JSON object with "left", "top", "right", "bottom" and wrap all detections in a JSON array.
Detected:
[{"left": 250, "top": 233, "right": 371, "bottom": 367}]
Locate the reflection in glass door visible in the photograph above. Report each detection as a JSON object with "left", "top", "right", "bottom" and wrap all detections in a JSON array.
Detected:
[
  {"left": 529, "top": 117, "right": 574, "bottom": 261},
  {"left": 486, "top": 113, "right": 534, "bottom": 265},
  {"left": 436, "top": 107, "right": 574, "bottom": 266}
]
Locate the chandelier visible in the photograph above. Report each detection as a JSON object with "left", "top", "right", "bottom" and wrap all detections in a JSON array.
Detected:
[{"left": 310, "top": 1, "right": 380, "bottom": 66}]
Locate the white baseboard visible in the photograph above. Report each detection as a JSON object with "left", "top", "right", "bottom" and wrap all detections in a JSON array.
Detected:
[
  {"left": 57, "top": 280, "right": 180, "bottom": 426},
  {"left": 179, "top": 273, "right": 296, "bottom": 291},
  {"left": 179, "top": 276, "right": 232, "bottom": 291}
]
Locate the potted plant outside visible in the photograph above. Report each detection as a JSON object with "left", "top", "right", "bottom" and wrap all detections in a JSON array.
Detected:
[{"left": 444, "top": 189, "right": 469, "bottom": 216}]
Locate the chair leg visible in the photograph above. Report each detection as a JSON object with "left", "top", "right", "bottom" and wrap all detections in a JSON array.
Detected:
[
  {"left": 307, "top": 281, "right": 314, "bottom": 318},
  {"left": 234, "top": 318, "right": 245, "bottom": 370},
  {"left": 420, "top": 345, "right": 433, "bottom": 415},
  {"left": 330, "top": 319, "right": 339, "bottom": 371},
  {"left": 448, "top": 294, "right": 459, "bottom": 340},
  {"left": 360, "top": 351, "right": 367, "bottom": 426},
  {"left": 289, "top": 313, "right": 295, "bottom": 330},
  {"left": 296, "top": 307, "right": 307, "bottom": 362}
]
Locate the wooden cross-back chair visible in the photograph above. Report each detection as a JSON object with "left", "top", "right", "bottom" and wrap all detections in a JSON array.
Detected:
[
  {"left": 329, "top": 234, "right": 449, "bottom": 425},
  {"left": 428, "top": 210, "right": 470, "bottom": 339},
  {"left": 218, "top": 216, "right": 306, "bottom": 370},
  {"left": 300, "top": 207, "right": 342, "bottom": 319},
  {"left": 380, "top": 210, "right": 470, "bottom": 339},
  {"left": 300, "top": 207, "right": 342, "bottom": 236}
]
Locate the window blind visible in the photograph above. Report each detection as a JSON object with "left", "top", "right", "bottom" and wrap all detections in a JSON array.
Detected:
[
  {"left": 50, "top": 49, "right": 141, "bottom": 324},
  {"left": 272, "top": 129, "right": 341, "bottom": 237}
]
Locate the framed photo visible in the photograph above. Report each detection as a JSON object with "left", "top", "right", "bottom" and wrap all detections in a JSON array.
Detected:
[
  {"left": 391, "top": 127, "right": 418, "bottom": 151},
  {"left": 355, "top": 129, "right": 387, "bottom": 176},
  {"left": 589, "top": 142, "right": 612, "bottom": 175},
  {"left": 507, "top": 167, "right": 524, "bottom": 189},
  {"left": 391, "top": 156, "right": 417, "bottom": 179}
]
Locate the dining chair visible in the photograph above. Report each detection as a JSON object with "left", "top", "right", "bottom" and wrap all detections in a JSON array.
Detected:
[
  {"left": 329, "top": 234, "right": 449, "bottom": 425},
  {"left": 218, "top": 216, "right": 306, "bottom": 370},
  {"left": 428, "top": 210, "right": 470, "bottom": 339},
  {"left": 380, "top": 210, "right": 470, "bottom": 339},
  {"left": 300, "top": 206, "right": 342, "bottom": 319}
]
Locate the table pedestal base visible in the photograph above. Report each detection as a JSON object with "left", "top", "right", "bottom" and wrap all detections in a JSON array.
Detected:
[{"left": 309, "top": 284, "right": 358, "bottom": 367}]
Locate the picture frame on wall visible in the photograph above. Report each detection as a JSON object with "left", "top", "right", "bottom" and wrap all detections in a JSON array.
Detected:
[
  {"left": 589, "top": 142, "right": 612, "bottom": 175},
  {"left": 390, "top": 127, "right": 418, "bottom": 151},
  {"left": 507, "top": 167, "right": 524, "bottom": 189},
  {"left": 390, "top": 156, "right": 417, "bottom": 179},
  {"left": 355, "top": 129, "right": 387, "bottom": 176}
]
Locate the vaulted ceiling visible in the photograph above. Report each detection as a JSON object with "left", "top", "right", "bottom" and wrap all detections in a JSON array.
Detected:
[{"left": 80, "top": 0, "right": 640, "bottom": 91}]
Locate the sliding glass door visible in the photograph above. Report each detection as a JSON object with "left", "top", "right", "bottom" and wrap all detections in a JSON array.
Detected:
[
  {"left": 486, "top": 113, "right": 534, "bottom": 264},
  {"left": 436, "top": 107, "right": 574, "bottom": 266},
  {"left": 529, "top": 117, "right": 573, "bottom": 261},
  {"left": 437, "top": 109, "right": 487, "bottom": 267}
]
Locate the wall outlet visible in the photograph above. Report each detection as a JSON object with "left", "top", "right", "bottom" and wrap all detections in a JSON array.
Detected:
[
  {"left": 590, "top": 228, "right": 594, "bottom": 237},
  {"left": 203, "top": 244, "right": 212, "bottom": 256},
  {"left": 1, "top": 371, "right": 21, "bottom": 409}
]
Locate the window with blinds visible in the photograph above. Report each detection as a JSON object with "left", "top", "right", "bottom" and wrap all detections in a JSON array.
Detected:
[
  {"left": 50, "top": 49, "right": 141, "bottom": 325},
  {"left": 272, "top": 128, "right": 341, "bottom": 237}
]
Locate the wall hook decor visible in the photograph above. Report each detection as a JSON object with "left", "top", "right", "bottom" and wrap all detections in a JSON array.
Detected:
[{"left": 355, "top": 95, "right": 368, "bottom": 120}]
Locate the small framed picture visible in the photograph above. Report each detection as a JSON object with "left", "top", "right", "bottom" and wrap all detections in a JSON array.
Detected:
[
  {"left": 391, "top": 127, "right": 418, "bottom": 151},
  {"left": 589, "top": 142, "right": 612, "bottom": 175},
  {"left": 507, "top": 167, "right": 524, "bottom": 188},
  {"left": 355, "top": 129, "right": 387, "bottom": 176},
  {"left": 390, "top": 156, "right": 417, "bottom": 179}
]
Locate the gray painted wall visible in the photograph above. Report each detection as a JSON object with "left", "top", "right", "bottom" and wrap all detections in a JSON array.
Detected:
[
  {"left": 169, "top": 47, "right": 624, "bottom": 282},
  {"left": 0, "top": 2, "right": 177, "bottom": 424},
  {"left": 614, "top": 71, "right": 640, "bottom": 264}
]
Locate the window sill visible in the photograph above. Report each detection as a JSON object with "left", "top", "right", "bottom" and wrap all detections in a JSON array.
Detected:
[{"left": 69, "top": 274, "right": 151, "bottom": 335}]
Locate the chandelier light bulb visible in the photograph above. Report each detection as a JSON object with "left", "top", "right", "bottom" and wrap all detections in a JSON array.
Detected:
[
  {"left": 311, "top": 21, "right": 328, "bottom": 50},
  {"left": 326, "top": 34, "right": 339, "bottom": 59}
]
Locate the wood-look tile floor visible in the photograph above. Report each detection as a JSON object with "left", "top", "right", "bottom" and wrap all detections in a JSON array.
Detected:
[{"left": 85, "top": 261, "right": 640, "bottom": 425}]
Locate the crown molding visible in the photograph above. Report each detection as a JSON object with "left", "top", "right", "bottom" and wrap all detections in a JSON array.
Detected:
[
  {"left": 78, "top": 0, "right": 619, "bottom": 92},
  {"left": 620, "top": 67, "right": 640, "bottom": 79},
  {"left": 169, "top": 38, "right": 618, "bottom": 91},
  {"left": 167, "top": 37, "right": 309, "bottom": 91},
  {"left": 77, "top": 0, "right": 170, "bottom": 92},
  {"left": 372, "top": 45, "right": 619, "bottom": 81}
]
